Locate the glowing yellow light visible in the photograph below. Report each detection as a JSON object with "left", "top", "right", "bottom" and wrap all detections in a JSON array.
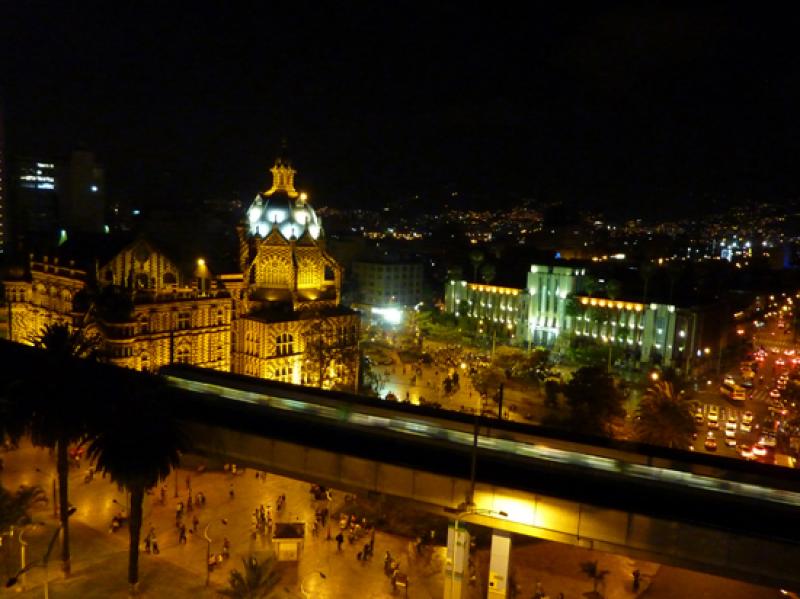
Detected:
[
  {"left": 650, "top": 371, "right": 660, "bottom": 381},
  {"left": 299, "top": 192, "right": 308, "bottom": 201},
  {"left": 580, "top": 298, "right": 589, "bottom": 305},
  {"left": 590, "top": 298, "right": 598, "bottom": 306},
  {"left": 598, "top": 299, "right": 607, "bottom": 307},
  {"left": 197, "top": 258, "right": 205, "bottom": 267}
]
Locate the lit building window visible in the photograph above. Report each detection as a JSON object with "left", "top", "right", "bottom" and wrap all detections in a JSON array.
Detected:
[{"left": 276, "top": 333, "right": 294, "bottom": 356}]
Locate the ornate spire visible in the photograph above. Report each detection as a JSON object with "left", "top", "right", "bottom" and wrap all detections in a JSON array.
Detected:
[{"left": 264, "top": 140, "right": 298, "bottom": 197}]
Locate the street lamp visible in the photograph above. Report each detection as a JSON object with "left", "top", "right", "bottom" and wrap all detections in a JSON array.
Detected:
[
  {"left": 6, "top": 507, "right": 76, "bottom": 599},
  {"left": 443, "top": 505, "right": 507, "bottom": 599}
]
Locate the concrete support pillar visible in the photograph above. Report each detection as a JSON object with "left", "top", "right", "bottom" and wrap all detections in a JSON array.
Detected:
[
  {"left": 487, "top": 529, "right": 511, "bottom": 599},
  {"left": 444, "top": 524, "right": 470, "bottom": 599}
]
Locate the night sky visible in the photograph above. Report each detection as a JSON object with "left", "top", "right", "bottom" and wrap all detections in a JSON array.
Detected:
[{"left": 2, "top": 3, "right": 799, "bottom": 217}]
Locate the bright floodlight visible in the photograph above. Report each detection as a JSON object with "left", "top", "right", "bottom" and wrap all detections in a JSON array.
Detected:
[{"left": 372, "top": 306, "right": 403, "bottom": 325}]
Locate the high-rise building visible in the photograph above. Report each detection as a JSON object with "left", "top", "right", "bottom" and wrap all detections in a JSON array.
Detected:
[
  {"left": 0, "top": 102, "right": 5, "bottom": 258},
  {"left": 6, "top": 150, "right": 105, "bottom": 256},
  {"left": 351, "top": 258, "right": 424, "bottom": 308},
  {"left": 60, "top": 149, "right": 105, "bottom": 235}
]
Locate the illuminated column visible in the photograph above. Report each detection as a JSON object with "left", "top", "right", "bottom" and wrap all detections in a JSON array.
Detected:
[
  {"left": 487, "top": 530, "right": 511, "bottom": 599},
  {"left": 444, "top": 524, "right": 470, "bottom": 599}
]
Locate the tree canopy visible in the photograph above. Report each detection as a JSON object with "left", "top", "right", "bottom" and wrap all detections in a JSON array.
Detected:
[{"left": 562, "top": 366, "right": 625, "bottom": 436}]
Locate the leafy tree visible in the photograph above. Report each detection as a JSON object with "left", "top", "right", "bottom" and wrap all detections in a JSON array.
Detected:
[
  {"left": 0, "top": 485, "right": 46, "bottom": 532},
  {"left": 360, "top": 357, "right": 389, "bottom": 397},
  {"left": 635, "top": 381, "right": 696, "bottom": 449},
  {"left": 20, "top": 323, "right": 100, "bottom": 576},
  {"left": 580, "top": 560, "right": 610, "bottom": 596},
  {"left": 218, "top": 554, "right": 282, "bottom": 599},
  {"left": 544, "top": 379, "right": 560, "bottom": 409},
  {"left": 583, "top": 276, "right": 599, "bottom": 297},
  {"left": 562, "top": 366, "right": 625, "bottom": 436},
  {"left": 470, "top": 366, "right": 504, "bottom": 398},
  {"left": 87, "top": 377, "right": 185, "bottom": 593},
  {"left": 301, "top": 311, "right": 359, "bottom": 390}
]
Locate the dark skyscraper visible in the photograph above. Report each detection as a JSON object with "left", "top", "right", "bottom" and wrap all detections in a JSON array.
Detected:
[
  {"left": 5, "top": 150, "right": 105, "bottom": 255},
  {"left": 0, "top": 101, "right": 6, "bottom": 258}
]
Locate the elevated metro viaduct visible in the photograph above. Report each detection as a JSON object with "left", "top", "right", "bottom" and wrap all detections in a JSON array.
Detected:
[
  {"left": 163, "top": 366, "right": 800, "bottom": 592},
  {"left": 1, "top": 342, "right": 799, "bottom": 592}
]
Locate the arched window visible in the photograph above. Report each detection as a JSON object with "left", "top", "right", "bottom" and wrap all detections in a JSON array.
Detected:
[
  {"left": 163, "top": 272, "right": 177, "bottom": 286},
  {"left": 140, "top": 353, "right": 150, "bottom": 372},
  {"left": 276, "top": 333, "right": 294, "bottom": 356},
  {"left": 135, "top": 274, "right": 149, "bottom": 288},
  {"left": 105, "top": 269, "right": 114, "bottom": 282},
  {"left": 176, "top": 346, "right": 190, "bottom": 364}
]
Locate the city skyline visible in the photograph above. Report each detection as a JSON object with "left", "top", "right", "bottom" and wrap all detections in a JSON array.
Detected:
[{"left": 3, "top": 4, "right": 800, "bottom": 217}]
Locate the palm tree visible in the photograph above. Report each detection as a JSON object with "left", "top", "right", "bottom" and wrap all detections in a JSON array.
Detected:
[
  {"left": 580, "top": 560, "right": 610, "bottom": 597},
  {"left": 0, "top": 485, "right": 47, "bottom": 532},
  {"left": 23, "top": 323, "right": 100, "bottom": 576},
  {"left": 87, "top": 376, "right": 185, "bottom": 593},
  {"left": 479, "top": 262, "right": 496, "bottom": 284},
  {"left": 640, "top": 262, "right": 656, "bottom": 303},
  {"left": 635, "top": 381, "right": 696, "bottom": 449},
  {"left": 605, "top": 279, "right": 622, "bottom": 300},
  {"left": 583, "top": 276, "right": 599, "bottom": 297},
  {"left": 666, "top": 262, "right": 682, "bottom": 304},
  {"left": 469, "top": 249, "right": 484, "bottom": 282},
  {"left": 218, "top": 554, "right": 282, "bottom": 598}
]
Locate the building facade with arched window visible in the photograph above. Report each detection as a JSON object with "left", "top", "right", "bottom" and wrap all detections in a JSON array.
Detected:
[{"left": 3, "top": 153, "right": 357, "bottom": 389}]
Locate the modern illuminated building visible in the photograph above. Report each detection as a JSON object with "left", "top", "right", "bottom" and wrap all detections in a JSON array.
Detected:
[
  {"left": 446, "top": 262, "right": 723, "bottom": 369},
  {"left": 3, "top": 154, "right": 359, "bottom": 389}
]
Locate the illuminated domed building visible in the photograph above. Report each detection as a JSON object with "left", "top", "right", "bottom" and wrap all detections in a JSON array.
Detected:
[
  {"left": 3, "top": 152, "right": 360, "bottom": 391},
  {"left": 232, "top": 154, "right": 359, "bottom": 387}
]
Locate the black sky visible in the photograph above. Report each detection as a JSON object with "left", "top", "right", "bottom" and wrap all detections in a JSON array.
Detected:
[{"left": 2, "top": 2, "right": 800, "bottom": 217}]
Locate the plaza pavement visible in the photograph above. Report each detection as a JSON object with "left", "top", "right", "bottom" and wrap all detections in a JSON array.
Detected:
[{"left": 0, "top": 440, "right": 780, "bottom": 599}]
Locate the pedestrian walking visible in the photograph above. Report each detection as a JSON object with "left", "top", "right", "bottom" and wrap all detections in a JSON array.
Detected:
[
  {"left": 363, "top": 542, "right": 371, "bottom": 559},
  {"left": 192, "top": 515, "right": 199, "bottom": 533},
  {"left": 178, "top": 524, "right": 187, "bottom": 544},
  {"left": 144, "top": 534, "right": 151, "bottom": 553},
  {"left": 336, "top": 532, "right": 344, "bottom": 551},
  {"left": 152, "top": 538, "right": 160, "bottom": 555},
  {"left": 187, "top": 495, "right": 193, "bottom": 512},
  {"left": 229, "top": 484, "right": 235, "bottom": 499}
]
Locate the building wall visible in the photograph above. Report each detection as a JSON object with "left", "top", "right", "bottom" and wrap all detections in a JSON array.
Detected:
[
  {"left": 353, "top": 261, "right": 424, "bottom": 307},
  {"left": 526, "top": 264, "right": 585, "bottom": 346},
  {"left": 232, "top": 312, "right": 360, "bottom": 389},
  {"left": 444, "top": 262, "right": 715, "bottom": 368}
]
